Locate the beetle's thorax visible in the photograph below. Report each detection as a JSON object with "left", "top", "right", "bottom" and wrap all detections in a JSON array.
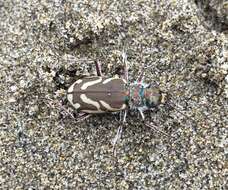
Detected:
[{"left": 126, "top": 82, "right": 147, "bottom": 109}]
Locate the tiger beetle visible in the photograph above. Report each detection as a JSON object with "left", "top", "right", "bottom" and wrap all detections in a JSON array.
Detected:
[
  {"left": 66, "top": 50, "right": 207, "bottom": 152},
  {"left": 65, "top": 48, "right": 220, "bottom": 155},
  {"left": 67, "top": 51, "right": 167, "bottom": 123}
]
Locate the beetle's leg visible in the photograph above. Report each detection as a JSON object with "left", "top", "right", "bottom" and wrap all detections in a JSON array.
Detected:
[
  {"left": 138, "top": 106, "right": 148, "bottom": 120},
  {"left": 113, "top": 110, "right": 127, "bottom": 155},
  {"left": 122, "top": 49, "right": 128, "bottom": 82},
  {"left": 145, "top": 122, "right": 169, "bottom": 137},
  {"left": 95, "top": 61, "right": 102, "bottom": 76},
  {"left": 112, "top": 124, "right": 123, "bottom": 156},
  {"left": 137, "top": 69, "right": 144, "bottom": 83},
  {"left": 119, "top": 110, "right": 128, "bottom": 122},
  {"left": 123, "top": 110, "right": 127, "bottom": 122},
  {"left": 76, "top": 113, "right": 91, "bottom": 122},
  {"left": 139, "top": 109, "right": 145, "bottom": 120}
]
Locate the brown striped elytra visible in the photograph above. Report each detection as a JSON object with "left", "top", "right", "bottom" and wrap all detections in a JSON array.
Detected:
[{"left": 67, "top": 76, "right": 128, "bottom": 113}]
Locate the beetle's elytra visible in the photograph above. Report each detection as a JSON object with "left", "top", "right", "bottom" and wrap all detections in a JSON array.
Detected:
[{"left": 67, "top": 76, "right": 128, "bottom": 113}]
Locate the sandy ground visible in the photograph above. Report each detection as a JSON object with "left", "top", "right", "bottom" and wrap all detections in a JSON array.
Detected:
[{"left": 0, "top": 0, "right": 227, "bottom": 189}]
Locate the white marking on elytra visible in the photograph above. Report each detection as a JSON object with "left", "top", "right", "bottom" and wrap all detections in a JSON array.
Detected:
[
  {"left": 80, "top": 94, "right": 100, "bottom": 110},
  {"left": 100, "top": 100, "right": 126, "bottom": 111},
  {"left": 75, "top": 79, "right": 83, "bottom": 84},
  {"left": 102, "top": 77, "right": 117, "bottom": 84},
  {"left": 67, "top": 83, "right": 74, "bottom": 105},
  {"left": 67, "top": 79, "right": 84, "bottom": 107},
  {"left": 67, "top": 91, "right": 80, "bottom": 109},
  {"left": 67, "top": 93, "right": 73, "bottom": 105},
  {"left": 74, "top": 103, "right": 81, "bottom": 109},
  {"left": 81, "top": 77, "right": 102, "bottom": 90},
  {"left": 68, "top": 79, "right": 83, "bottom": 93},
  {"left": 68, "top": 84, "right": 74, "bottom": 93}
]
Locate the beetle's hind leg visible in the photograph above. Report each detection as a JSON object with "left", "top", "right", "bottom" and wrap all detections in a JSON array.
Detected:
[
  {"left": 112, "top": 124, "right": 123, "bottom": 155},
  {"left": 145, "top": 122, "right": 169, "bottom": 137},
  {"left": 112, "top": 110, "right": 128, "bottom": 155},
  {"left": 95, "top": 61, "right": 102, "bottom": 76}
]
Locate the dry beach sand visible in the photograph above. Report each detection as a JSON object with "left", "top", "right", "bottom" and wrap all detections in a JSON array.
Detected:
[{"left": 0, "top": 0, "right": 227, "bottom": 189}]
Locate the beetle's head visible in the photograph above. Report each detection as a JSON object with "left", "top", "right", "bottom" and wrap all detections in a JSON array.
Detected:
[{"left": 144, "top": 86, "right": 166, "bottom": 109}]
